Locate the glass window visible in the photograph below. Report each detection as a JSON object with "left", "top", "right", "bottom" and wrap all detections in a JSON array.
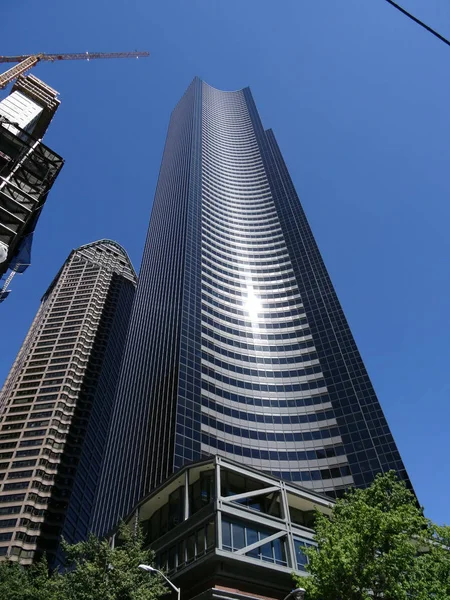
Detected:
[
  {"left": 197, "top": 526, "right": 205, "bottom": 555},
  {"left": 177, "top": 539, "right": 185, "bottom": 566},
  {"left": 222, "top": 520, "right": 231, "bottom": 550},
  {"left": 0, "top": 519, "right": 17, "bottom": 528},
  {"left": 260, "top": 541, "right": 273, "bottom": 562},
  {"left": 293, "top": 538, "right": 315, "bottom": 570},
  {"left": 186, "top": 533, "right": 195, "bottom": 562},
  {"left": 221, "top": 518, "right": 287, "bottom": 567},
  {"left": 273, "top": 537, "right": 286, "bottom": 565},
  {"left": 245, "top": 526, "right": 258, "bottom": 558},
  {"left": 206, "top": 520, "right": 215, "bottom": 549},
  {"left": 231, "top": 522, "right": 245, "bottom": 550},
  {"left": 190, "top": 472, "right": 214, "bottom": 515},
  {"left": 169, "top": 486, "right": 183, "bottom": 528},
  {"left": 160, "top": 504, "right": 168, "bottom": 536},
  {"left": 290, "top": 506, "right": 315, "bottom": 529},
  {"left": 168, "top": 545, "right": 176, "bottom": 571}
]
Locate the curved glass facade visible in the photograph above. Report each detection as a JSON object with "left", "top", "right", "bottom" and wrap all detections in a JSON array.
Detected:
[
  {"left": 93, "top": 78, "right": 411, "bottom": 536},
  {"left": 199, "top": 83, "right": 344, "bottom": 484}
]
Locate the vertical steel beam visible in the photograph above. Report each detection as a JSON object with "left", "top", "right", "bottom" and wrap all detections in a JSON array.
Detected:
[
  {"left": 215, "top": 458, "right": 222, "bottom": 550},
  {"left": 280, "top": 481, "right": 297, "bottom": 569},
  {"left": 184, "top": 468, "right": 190, "bottom": 520}
]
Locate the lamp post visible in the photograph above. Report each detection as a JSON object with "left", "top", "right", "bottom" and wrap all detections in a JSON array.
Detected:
[
  {"left": 138, "top": 564, "right": 181, "bottom": 600},
  {"left": 282, "top": 588, "right": 306, "bottom": 600}
]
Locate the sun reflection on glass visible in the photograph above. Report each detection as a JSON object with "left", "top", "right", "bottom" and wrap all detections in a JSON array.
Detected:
[{"left": 244, "top": 286, "right": 261, "bottom": 322}]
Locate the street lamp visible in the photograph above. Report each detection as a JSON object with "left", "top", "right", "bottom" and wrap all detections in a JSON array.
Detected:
[
  {"left": 138, "top": 564, "right": 181, "bottom": 600},
  {"left": 282, "top": 588, "right": 306, "bottom": 600}
]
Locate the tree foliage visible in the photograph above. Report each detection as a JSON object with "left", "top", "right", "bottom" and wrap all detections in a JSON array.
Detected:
[
  {"left": 293, "top": 471, "right": 450, "bottom": 600},
  {"left": 0, "top": 556, "right": 61, "bottom": 600},
  {"left": 0, "top": 523, "right": 167, "bottom": 600}
]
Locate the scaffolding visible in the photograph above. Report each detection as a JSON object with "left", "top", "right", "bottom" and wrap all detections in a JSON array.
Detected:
[{"left": 0, "top": 114, "right": 64, "bottom": 296}]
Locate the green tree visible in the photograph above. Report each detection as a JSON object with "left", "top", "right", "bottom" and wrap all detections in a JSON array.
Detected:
[
  {"left": 0, "top": 559, "right": 32, "bottom": 600},
  {"left": 0, "top": 523, "right": 167, "bottom": 600},
  {"left": 59, "top": 522, "right": 168, "bottom": 600},
  {"left": 293, "top": 471, "right": 450, "bottom": 600},
  {"left": 414, "top": 524, "right": 450, "bottom": 599},
  {"left": 0, "top": 556, "right": 62, "bottom": 600}
]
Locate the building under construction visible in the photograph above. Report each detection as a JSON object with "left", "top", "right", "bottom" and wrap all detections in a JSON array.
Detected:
[
  {"left": 0, "top": 74, "right": 64, "bottom": 301},
  {"left": 0, "top": 50, "right": 148, "bottom": 301}
]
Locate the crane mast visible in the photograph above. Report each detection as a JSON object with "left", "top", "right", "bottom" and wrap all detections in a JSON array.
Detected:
[{"left": 0, "top": 51, "right": 149, "bottom": 89}]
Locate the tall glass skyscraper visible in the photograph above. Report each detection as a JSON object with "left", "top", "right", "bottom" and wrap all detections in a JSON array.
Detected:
[{"left": 93, "top": 78, "right": 411, "bottom": 536}]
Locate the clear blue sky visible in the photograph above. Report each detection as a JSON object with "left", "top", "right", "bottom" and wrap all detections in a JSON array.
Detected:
[{"left": 2, "top": 1, "right": 449, "bottom": 523}]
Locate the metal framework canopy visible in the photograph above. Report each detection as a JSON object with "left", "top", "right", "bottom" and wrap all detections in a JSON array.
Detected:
[
  {"left": 0, "top": 51, "right": 150, "bottom": 89},
  {"left": 114, "top": 455, "right": 335, "bottom": 598}
]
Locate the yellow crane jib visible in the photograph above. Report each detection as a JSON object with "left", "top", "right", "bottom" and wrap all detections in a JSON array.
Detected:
[{"left": 0, "top": 51, "right": 150, "bottom": 89}]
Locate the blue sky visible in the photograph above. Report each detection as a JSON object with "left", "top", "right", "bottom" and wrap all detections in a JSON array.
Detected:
[{"left": 2, "top": 0, "right": 449, "bottom": 523}]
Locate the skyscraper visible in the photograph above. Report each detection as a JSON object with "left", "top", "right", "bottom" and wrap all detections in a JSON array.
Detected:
[
  {"left": 0, "top": 74, "right": 63, "bottom": 300},
  {"left": 0, "top": 240, "right": 136, "bottom": 564},
  {"left": 93, "top": 78, "right": 411, "bottom": 536}
]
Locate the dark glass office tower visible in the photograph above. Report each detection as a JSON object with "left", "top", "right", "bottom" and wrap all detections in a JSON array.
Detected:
[
  {"left": 93, "top": 78, "right": 411, "bottom": 536},
  {"left": 0, "top": 240, "right": 136, "bottom": 564}
]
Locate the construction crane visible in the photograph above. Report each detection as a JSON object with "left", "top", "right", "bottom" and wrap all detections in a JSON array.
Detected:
[{"left": 0, "top": 51, "right": 150, "bottom": 90}]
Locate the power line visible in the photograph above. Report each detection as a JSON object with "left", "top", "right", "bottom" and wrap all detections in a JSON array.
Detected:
[{"left": 384, "top": 0, "right": 450, "bottom": 47}]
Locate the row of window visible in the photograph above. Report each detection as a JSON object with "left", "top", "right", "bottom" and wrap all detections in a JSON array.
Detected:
[
  {"left": 202, "top": 338, "right": 316, "bottom": 365},
  {"left": 202, "top": 234, "right": 289, "bottom": 262},
  {"left": 222, "top": 518, "right": 287, "bottom": 566},
  {"left": 202, "top": 199, "right": 277, "bottom": 226},
  {"left": 202, "top": 293, "right": 304, "bottom": 321},
  {"left": 202, "top": 349, "right": 321, "bottom": 379},
  {"left": 202, "top": 256, "right": 293, "bottom": 285},
  {"left": 203, "top": 173, "right": 269, "bottom": 196},
  {"left": 202, "top": 168, "right": 268, "bottom": 188},
  {"left": 203, "top": 194, "right": 277, "bottom": 220},
  {"left": 12, "top": 393, "right": 69, "bottom": 406},
  {"left": 203, "top": 172, "right": 271, "bottom": 193},
  {"left": 201, "top": 436, "right": 349, "bottom": 480},
  {"left": 201, "top": 414, "right": 338, "bottom": 443},
  {"left": 202, "top": 249, "right": 292, "bottom": 283},
  {"left": 202, "top": 223, "right": 285, "bottom": 252},
  {"left": 202, "top": 219, "right": 284, "bottom": 250},
  {"left": 202, "top": 314, "right": 309, "bottom": 341},
  {"left": 203, "top": 272, "right": 300, "bottom": 301},
  {"left": 200, "top": 380, "right": 328, "bottom": 408},
  {"left": 8, "top": 402, "right": 74, "bottom": 418},
  {"left": 203, "top": 146, "right": 262, "bottom": 162},
  {"left": 203, "top": 207, "right": 280, "bottom": 236},
  {"left": 203, "top": 280, "right": 301, "bottom": 310},
  {"left": 203, "top": 264, "right": 296, "bottom": 292},
  {"left": 201, "top": 396, "right": 335, "bottom": 425},
  {"left": 155, "top": 519, "right": 215, "bottom": 573},
  {"left": 202, "top": 365, "right": 324, "bottom": 393}
]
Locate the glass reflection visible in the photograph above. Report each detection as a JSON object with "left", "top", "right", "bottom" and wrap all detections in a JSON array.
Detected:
[{"left": 244, "top": 286, "right": 261, "bottom": 322}]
